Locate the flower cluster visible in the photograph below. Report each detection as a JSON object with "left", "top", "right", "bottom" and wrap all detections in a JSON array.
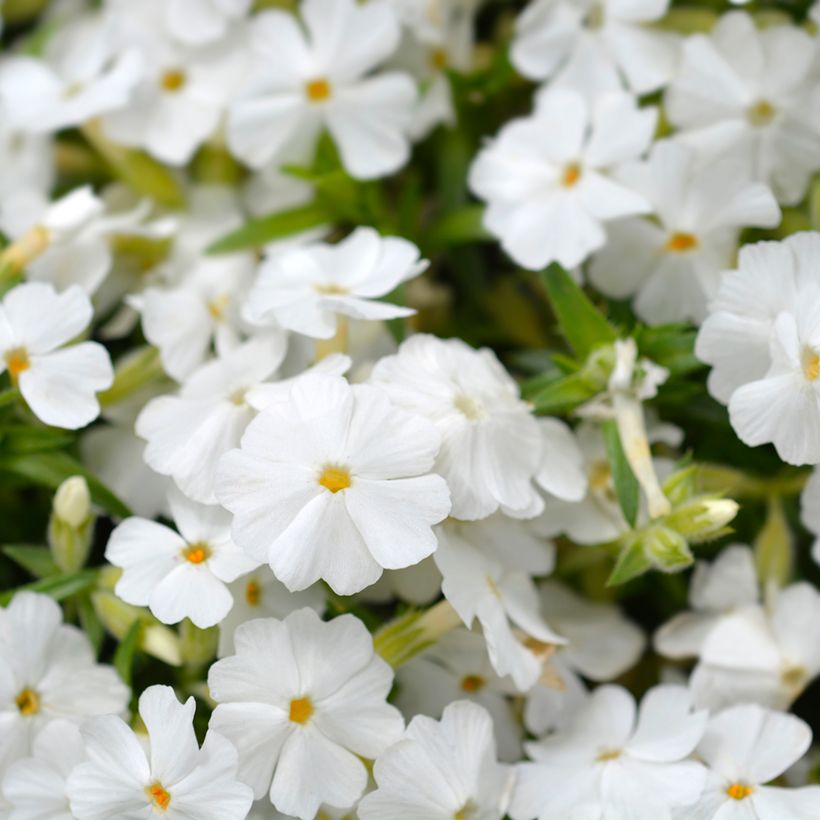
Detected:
[{"left": 1, "top": 1, "right": 820, "bottom": 819}]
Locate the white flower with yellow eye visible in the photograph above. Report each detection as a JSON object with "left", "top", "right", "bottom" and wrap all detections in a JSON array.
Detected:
[
  {"left": 0, "top": 283, "right": 113, "bottom": 430},
  {"left": 106, "top": 489, "right": 259, "bottom": 629},
  {"left": 216, "top": 373, "right": 451, "bottom": 595},
  {"left": 589, "top": 139, "right": 781, "bottom": 325},
  {"left": 0, "top": 593, "right": 129, "bottom": 777},
  {"left": 666, "top": 11, "right": 820, "bottom": 206},
  {"left": 683, "top": 704, "right": 820, "bottom": 819},
  {"left": 136, "top": 333, "right": 288, "bottom": 504},
  {"left": 371, "top": 334, "right": 555, "bottom": 520},
  {"left": 227, "top": 0, "right": 417, "bottom": 179},
  {"left": 358, "top": 700, "right": 513, "bottom": 820},
  {"left": 511, "top": 0, "right": 678, "bottom": 97},
  {"left": 468, "top": 90, "right": 655, "bottom": 271},
  {"left": 434, "top": 514, "right": 566, "bottom": 691},
  {"left": 67, "top": 685, "right": 253, "bottom": 820},
  {"left": 511, "top": 685, "right": 708, "bottom": 820},
  {"left": 208, "top": 608, "right": 404, "bottom": 820}
]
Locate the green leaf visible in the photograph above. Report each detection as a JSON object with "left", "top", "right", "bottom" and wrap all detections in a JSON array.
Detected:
[
  {"left": 425, "top": 205, "right": 489, "bottom": 250},
  {"left": 2, "top": 544, "right": 58, "bottom": 579},
  {"left": 754, "top": 495, "right": 793, "bottom": 586},
  {"left": 601, "top": 420, "right": 640, "bottom": 529},
  {"left": 77, "top": 592, "right": 105, "bottom": 655},
  {"left": 540, "top": 263, "right": 617, "bottom": 359},
  {"left": 607, "top": 541, "right": 651, "bottom": 586},
  {"left": 529, "top": 372, "right": 598, "bottom": 415},
  {"left": 208, "top": 203, "right": 332, "bottom": 254},
  {"left": 634, "top": 324, "right": 702, "bottom": 376},
  {"left": 643, "top": 526, "right": 693, "bottom": 573},
  {"left": 113, "top": 619, "right": 142, "bottom": 686},
  {"left": 0, "top": 451, "right": 131, "bottom": 518},
  {"left": 0, "top": 568, "right": 98, "bottom": 606},
  {"left": 0, "top": 387, "right": 20, "bottom": 408},
  {"left": 0, "top": 425, "right": 75, "bottom": 453}
]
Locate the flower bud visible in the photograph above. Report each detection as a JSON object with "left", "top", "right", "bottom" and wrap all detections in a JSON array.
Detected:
[
  {"left": 53, "top": 476, "right": 91, "bottom": 528},
  {"left": 49, "top": 476, "right": 94, "bottom": 573}
]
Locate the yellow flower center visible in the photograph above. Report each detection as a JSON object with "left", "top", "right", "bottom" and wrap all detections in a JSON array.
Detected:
[
  {"left": 319, "top": 466, "right": 351, "bottom": 493},
  {"left": 305, "top": 77, "right": 332, "bottom": 102},
  {"left": 664, "top": 232, "right": 699, "bottom": 253},
  {"left": 596, "top": 747, "right": 622, "bottom": 762},
  {"left": 747, "top": 99, "right": 776, "bottom": 127},
  {"left": 161, "top": 70, "right": 186, "bottom": 93},
  {"left": 182, "top": 542, "right": 211, "bottom": 564},
  {"left": 431, "top": 48, "right": 448, "bottom": 70},
  {"left": 289, "top": 696, "right": 314, "bottom": 724},
  {"left": 245, "top": 579, "right": 261, "bottom": 606},
  {"left": 15, "top": 687, "right": 40, "bottom": 716},
  {"left": 802, "top": 350, "right": 820, "bottom": 381},
  {"left": 460, "top": 674, "right": 486, "bottom": 692},
  {"left": 561, "top": 163, "right": 582, "bottom": 188},
  {"left": 145, "top": 782, "right": 171, "bottom": 811},
  {"left": 313, "top": 282, "right": 349, "bottom": 296},
  {"left": 454, "top": 393, "right": 485, "bottom": 420},
  {"left": 5, "top": 347, "right": 30, "bottom": 384},
  {"left": 781, "top": 663, "right": 808, "bottom": 691},
  {"left": 207, "top": 294, "right": 230, "bottom": 320},
  {"left": 726, "top": 782, "right": 754, "bottom": 801}
]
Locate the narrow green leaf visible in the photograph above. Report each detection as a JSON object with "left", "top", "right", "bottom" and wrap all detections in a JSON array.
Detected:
[
  {"left": 2, "top": 544, "right": 59, "bottom": 579},
  {"left": 0, "top": 568, "right": 98, "bottom": 605},
  {"left": 607, "top": 541, "right": 651, "bottom": 587},
  {"left": 0, "top": 451, "right": 131, "bottom": 518},
  {"left": 208, "top": 203, "right": 332, "bottom": 254},
  {"left": 0, "top": 425, "right": 75, "bottom": 453},
  {"left": 540, "top": 263, "right": 617, "bottom": 359},
  {"left": 77, "top": 593, "right": 105, "bottom": 655},
  {"left": 113, "top": 619, "right": 143, "bottom": 686},
  {"left": 425, "top": 205, "right": 489, "bottom": 250},
  {"left": 529, "top": 372, "right": 597, "bottom": 415},
  {"left": 601, "top": 419, "right": 640, "bottom": 529},
  {"left": 0, "top": 387, "right": 20, "bottom": 408}
]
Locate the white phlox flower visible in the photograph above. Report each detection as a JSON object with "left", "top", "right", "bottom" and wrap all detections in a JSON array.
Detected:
[
  {"left": 683, "top": 703, "right": 820, "bottom": 819},
  {"left": 0, "top": 282, "right": 113, "bottom": 429},
  {"left": 216, "top": 372, "right": 451, "bottom": 595},
  {"left": 136, "top": 332, "right": 288, "bottom": 504},
  {"left": 654, "top": 544, "right": 759, "bottom": 660},
  {"left": 356, "top": 555, "right": 442, "bottom": 607},
  {"left": 800, "top": 466, "right": 820, "bottom": 565},
  {"left": 665, "top": 11, "right": 820, "bottom": 205},
  {"left": 208, "top": 608, "right": 404, "bottom": 820},
  {"left": 395, "top": 627, "right": 524, "bottom": 762},
  {"left": 510, "top": 684, "right": 708, "bottom": 820},
  {"left": 358, "top": 700, "right": 513, "bottom": 820},
  {"left": 371, "top": 333, "right": 553, "bottom": 520},
  {"left": 227, "top": 0, "right": 418, "bottom": 179},
  {"left": 468, "top": 89, "right": 655, "bottom": 270},
  {"left": 434, "top": 515, "right": 566, "bottom": 691},
  {"left": 164, "top": 0, "right": 253, "bottom": 46},
  {"left": 66, "top": 685, "right": 253, "bottom": 820},
  {"left": 589, "top": 139, "right": 781, "bottom": 325},
  {"left": 691, "top": 581, "right": 820, "bottom": 711},
  {"left": 106, "top": 489, "right": 259, "bottom": 629},
  {"left": 511, "top": 0, "right": 679, "bottom": 97},
  {"left": 243, "top": 226, "right": 426, "bottom": 339},
  {"left": 0, "top": 593, "right": 129, "bottom": 776},
  {"left": 524, "top": 580, "right": 645, "bottom": 737}
]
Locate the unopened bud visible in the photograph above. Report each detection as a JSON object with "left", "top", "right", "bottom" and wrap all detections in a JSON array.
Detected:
[
  {"left": 643, "top": 525, "right": 693, "bottom": 572},
  {"left": 49, "top": 476, "right": 93, "bottom": 572},
  {"left": 54, "top": 476, "right": 91, "bottom": 528},
  {"left": 667, "top": 497, "right": 739, "bottom": 542}
]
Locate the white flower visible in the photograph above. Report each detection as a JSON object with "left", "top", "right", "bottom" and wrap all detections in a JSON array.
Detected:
[
  {"left": 0, "top": 283, "right": 113, "bottom": 429},
  {"left": 106, "top": 490, "right": 259, "bottom": 629},
  {"left": 244, "top": 227, "right": 425, "bottom": 339},
  {"left": 357, "top": 556, "right": 442, "bottom": 607},
  {"left": 371, "top": 334, "right": 558, "bottom": 520},
  {"left": 511, "top": 684, "right": 708, "bottom": 820},
  {"left": 216, "top": 373, "right": 451, "bottom": 595},
  {"left": 683, "top": 704, "right": 820, "bottom": 819},
  {"left": 589, "top": 139, "right": 780, "bottom": 324},
  {"left": 524, "top": 580, "right": 645, "bottom": 736},
  {"left": 165, "top": 0, "right": 252, "bottom": 46},
  {"left": 0, "top": 593, "right": 129, "bottom": 776},
  {"left": 136, "top": 333, "right": 288, "bottom": 503},
  {"left": 696, "top": 233, "right": 817, "bottom": 404},
  {"left": 800, "top": 467, "right": 820, "bottom": 565},
  {"left": 67, "top": 685, "right": 253, "bottom": 820},
  {"left": 665, "top": 11, "right": 820, "bottom": 205},
  {"left": 468, "top": 90, "right": 655, "bottom": 270},
  {"left": 691, "top": 582, "right": 820, "bottom": 710},
  {"left": 101, "top": 11, "right": 249, "bottom": 165},
  {"left": 728, "top": 297, "right": 820, "bottom": 465},
  {"left": 654, "top": 544, "right": 759, "bottom": 660},
  {"left": 395, "top": 628, "right": 524, "bottom": 762},
  {"left": 217, "top": 568, "right": 326, "bottom": 658},
  {"left": 434, "top": 515, "right": 565, "bottom": 691},
  {"left": 0, "top": 14, "right": 142, "bottom": 133},
  {"left": 359, "top": 700, "right": 513, "bottom": 820},
  {"left": 1, "top": 719, "right": 86, "bottom": 820},
  {"left": 208, "top": 608, "right": 404, "bottom": 820},
  {"left": 227, "top": 0, "right": 417, "bottom": 179},
  {"left": 511, "top": 0, "right": 678, "bottom": 97}
]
